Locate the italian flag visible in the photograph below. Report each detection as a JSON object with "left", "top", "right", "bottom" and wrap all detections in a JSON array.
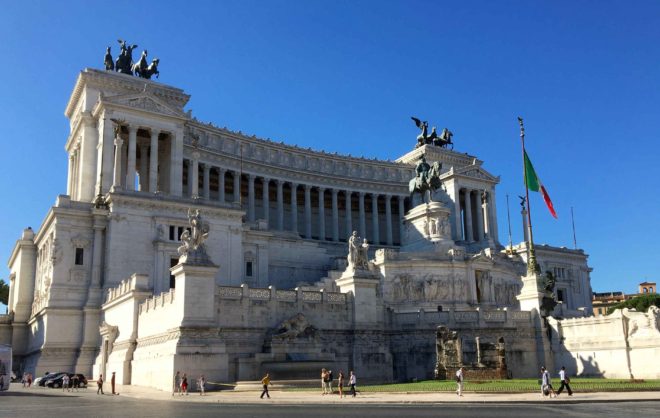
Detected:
[{"left": 524, "top": 151, "right": 558, "bottom": 219}]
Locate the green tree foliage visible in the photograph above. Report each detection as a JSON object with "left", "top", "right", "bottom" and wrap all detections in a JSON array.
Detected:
[
  {"left": 607, "top": 294, "right": 660, "bottom": 315},
  {"left": 0, "top": 279, "right": 8, "bottom": 305}
]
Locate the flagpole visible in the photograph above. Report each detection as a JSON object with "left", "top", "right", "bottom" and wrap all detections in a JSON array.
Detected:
[
  {"left": 506, "top": 194, "right": 513, "bottom": 253},
  {"left": 518, "top": 117, "right": 538, "bottom": 275},
  {"left": 571, "top": 206, "right": 577, "bottom": 249}
]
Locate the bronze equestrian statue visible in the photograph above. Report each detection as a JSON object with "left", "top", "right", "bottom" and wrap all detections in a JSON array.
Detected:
[{"left": 409, "top": 155, "right": 443, "bottom": 203}]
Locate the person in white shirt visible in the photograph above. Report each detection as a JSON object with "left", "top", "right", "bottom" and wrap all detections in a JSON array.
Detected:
[
  {"left": 455, "top": 367, "right": 464, "bottom": 397},
  {"left": 540, "top": 366, "right": 556, "bottom": 398},
  {"left": 62, "top": 374, "right": 70, "bottom": 392},
  {"left": 349, "top": 370, "right": 357, "bottom": 397},
  {"left": 556, "top": 366, "right": 573, "bottom": 396}
]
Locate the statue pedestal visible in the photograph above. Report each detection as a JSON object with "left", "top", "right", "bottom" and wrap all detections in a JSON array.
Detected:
[
  {"left": 401, "top": 202, "right": 455, "bottom": 252},
  {"left": 517, "top": 273, "right": 545, "bottom": 314},
  {"left": 171, "top": 261, "right": 219, "bottom": 327},
  {"left": 336, "top": 268, "right": 382, "bottom": 327}
]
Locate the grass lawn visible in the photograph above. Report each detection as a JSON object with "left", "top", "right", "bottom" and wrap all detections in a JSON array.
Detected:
[{"left": 286, "top": 379, "right": 660, "bottom": 393}]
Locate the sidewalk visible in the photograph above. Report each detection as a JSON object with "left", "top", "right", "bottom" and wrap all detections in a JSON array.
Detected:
[{"left": 113, "top": 384, "right": 660, "bottom": 404}]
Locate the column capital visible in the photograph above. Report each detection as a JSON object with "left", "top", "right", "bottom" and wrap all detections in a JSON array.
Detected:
[
  {"left": 304, "top": 184, "right": 312, "bottom": 191},
  {"left": 290, "top": 182, "right": 299, "bottom": 189},
  {"left": 150, "top": 128, "right": 161, "bottom": 137},
  {"left": 248, "top": 173, "right": 256, "bottom": 181},
  {"left": 371, "top": 192, "right": 380, "bottom": 199},
  {"left": 219, "top": 167, "right": 226, "bottom": 173},
  {"left": 262, "top": 176, "right": 271, "bottom": 183},
  {"left": 276, "top": 178, "right": 284, "bottom": 186},
  {"left": 331, "top": 188, "right": 339, "bottom": 196},
  {"left": 359, "top": 191, "right": 365, "bottom": 197},
  {"left": 345, "top": 189, "right": 352, "bottom": 196},
  {"left": 318, "top": 186, "right": 326, "bottom": 193},
  {"left": 191, "top": 151, "right": 201, "bottom": 160},
  {"left": 113, "top": 137, "right": 123, "bottom": 147},
  {"left": 128, "top": 125, "right": 139, "bottom": 134},
  {"left": 385, "top": 193, "right": 392, "bottom": 200},
  {"left": 202, "top": 163, "right": 210, "bottom": 171}
]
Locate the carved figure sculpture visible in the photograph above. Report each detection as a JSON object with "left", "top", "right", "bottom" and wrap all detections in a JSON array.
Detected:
[
  {"left": 273, "top": 313, "right": 316, "bottom": 340},
  {"left": 115, "top": 39, "right": 138, "bottom": 75},
  {"left": 132, "top": 50, "right": 149, "bottom": 77},
  {"left": 177, "top": 209, "right": 211, "bottom": 264},
  {"left": 411, "top": 117, "right": 429, "bottom": 148},
  {"left": 104, "top": 46, "right": 114, "bottom": 71},
  {"left": 347, "top": 231, "right": 370, "bottom": 270},
  {"left": 436, "top": 128, "right": 454, "bottom": 149},
  {"left": 409, "top": 156, "right": 443, "bottom": 203}
]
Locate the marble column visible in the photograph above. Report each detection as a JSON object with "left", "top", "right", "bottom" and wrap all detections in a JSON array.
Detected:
[
  {"left": 191, "top": 157, "right": 199, "bottom": 198},
  {"left": 218, "top": 168, "right": 226, "bottom": 202},
  {"left": 202, "top": 164, "right": 210, "bottom": 199},
  {"left": 170, "top": 130, "right": 184, "bottom": 197},
  {"left": 304, "top": 185, "right": 312, "bottom": 238},
  {"left": 185, "top": 160, "right": 192, "bottom": 197},
  {"left": 248, "top": 174, "right": 256, "bottom": 222},
  {"left": 371, "top": 193, "right": 380, "bottom": 244},
  {"left": 489, "top": 188, "right": 499, "bottom": 243},
  {"left": 277, "top": 180, "right": 284, "bottom": 230},
  {"left": 331, "top": 189, "right": 339, "bottom": 242},
  {"left": 126, "top": 125, "right": 137, "bottom": 190},
  {"left": 453, "top": 186, "right": 462, "bottom": 240},
  {"left": 385, "top": 194, "right": 393, "bottom": 246},
  {"left": 233, "top": 171, "right": 241, "bottom": 203},
  {"left": 149, "top": 129, "right": 159, "bottom": 192},
  {"left": 71, "top": 148, "right": 80, "bottom": 198},
  {"left": 290, "top": 183, "right": 299, "bottom": 234},
  {"left": 398, "top": 196, "right": 405, "bottom": 245},
  {"left": 67, "top": 153, "right": 75, "bottom": 195},
  {"left": 112, "top": 137, "right": 124, "bottom": 189},
  {"left": 358, "top": 192, "right": 366, "bottom": 238},
  {"left": 318, "top": 187, "right": 326, "bottom": 241},
  {"left": 345, "top": 191, "right": 353, "bottom": 238},
  {"left": 138, "top": 144, "right": 148, "bottom": 191},
  {"left": 464, "top": 189, "right": 474, "bottom": 242},
  {"left": 481, "top": 191, "right": 490, "bottom": 238},
  {"left": 476, "top": 190, "right": 485, "bottom": 242},
  {"left": 262, "top": 177, "right": 270, "bottom": 226}
]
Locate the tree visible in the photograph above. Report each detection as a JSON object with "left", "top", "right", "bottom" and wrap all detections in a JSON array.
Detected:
[
  {"left": 607, "top": 294, "right": 660, "bottom": 315},
  {"left": 0, "top": 279, "right": 8, "bottom": 305}
]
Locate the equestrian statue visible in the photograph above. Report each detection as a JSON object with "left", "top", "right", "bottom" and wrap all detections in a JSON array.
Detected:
[
  {"left": 408, "top": 155, "right": 443, "bottom": 203},
  {"left": 411, "top": 116, "right": 454, "bottom": 149}
]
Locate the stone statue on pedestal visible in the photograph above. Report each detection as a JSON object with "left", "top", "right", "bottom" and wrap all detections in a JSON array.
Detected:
[
  {"left": 177, "top": 209, "right": 212, "bottom": 265},
  {"left": 347, "top": 231, "right": 370, "bottom": 270}
]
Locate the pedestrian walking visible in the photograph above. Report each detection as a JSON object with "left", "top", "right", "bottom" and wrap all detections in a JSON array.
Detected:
[
  {"left": 328, "top": 370, "right": 334, "bottom": 394},
  {"left": 173, "top": 371, "right": 181, "bottom": 396},
  {"left": 182, "top": 373, "right": 189, "bottom": 395},
  {"left": 321, "top": 368, "right": 328, "bottom": 394},
  {"left": 349, "top": 370, "right": 357, "bottom": 397},
  {"left": 21, "top": 373, "right": 26, "bottom": 388},
  {"left": 556, "top": 366, "right": 573, "bottom": 396},
  {"left": 97, "top": 374, "right": 104, "bottom": 395},
  {"left": 198, "top": 375, "right": 206, "bottom": 395},
  {"left": 540, "top": 366, "right": 556, "bottom": 398},
  {"left": 71, "top": 374, "right": 79, "bottom": 392},
  {"left": 260, "top": 373, "right": 271, "bottom": 399},
  {"left": 62, "top": 374, "right": 70, "bottom": 392},
  {"left": 111, "top": 371, "right": 116, "bottom": 395},
  {"left": 27, "top": 373, "right": 32, "bottom": 387},
  {"left": 455, "top": 367, "right": 464, "bottom": 397},
  {"left": 338, "top": 370, "right": 345, "bottom": 398}
]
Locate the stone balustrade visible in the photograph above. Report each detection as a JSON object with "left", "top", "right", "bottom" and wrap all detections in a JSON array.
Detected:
[
  {"left": 391, "top": 308, "right": 531, "bottom": 328},
  {"left": 216, "top": 284, "right": 348, "bottom": 304},
  {"left": 105, "top": 273, "right": 150, "bottom": 305}
]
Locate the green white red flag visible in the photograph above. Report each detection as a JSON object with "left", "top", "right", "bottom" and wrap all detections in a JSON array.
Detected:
[{"left": 524, "top": 150, "right": 558, "bottom": 219}]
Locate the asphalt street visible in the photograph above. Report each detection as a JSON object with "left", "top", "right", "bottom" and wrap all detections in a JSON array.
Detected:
[{"left": 1, "top": 389, "right": 660, "bottom": 418}]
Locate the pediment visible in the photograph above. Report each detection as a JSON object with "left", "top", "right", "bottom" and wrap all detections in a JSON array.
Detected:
[
  {"left": 103, "top": 93, "right": 187, "bottom": 118},
  {"left": 454, "top": 166, "right": 499, "bottom": 182}
]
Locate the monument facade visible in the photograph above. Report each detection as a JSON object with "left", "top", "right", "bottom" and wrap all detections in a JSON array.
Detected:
[{"left": 1, "top": 64, "right": 601, "bottom": 388}]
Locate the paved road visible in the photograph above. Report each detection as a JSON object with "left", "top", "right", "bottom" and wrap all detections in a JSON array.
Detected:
[{"left": 2, "top": 389, "right": 659, "bottom": 418}]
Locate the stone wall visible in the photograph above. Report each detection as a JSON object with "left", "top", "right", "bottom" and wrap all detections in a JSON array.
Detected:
[{"left": 549, "top": 307, "right": 660, "bottom": 379}]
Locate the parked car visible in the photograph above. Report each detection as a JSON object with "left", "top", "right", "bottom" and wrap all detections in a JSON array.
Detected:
[
  {"left": 46, "top": 373, "right": 88, "bottom": 389},
  {"left": 41, "top": 372, "right": 68, "bottom": 387},
  {"left": 35, "top": 372, "right": 60, "bottom": 387}
]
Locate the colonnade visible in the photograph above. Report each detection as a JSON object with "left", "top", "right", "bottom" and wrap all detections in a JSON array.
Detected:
[
  {"left": 182, "top": 158, "right": 407, "bottom": 245},
  {"left": 456, "top": 187, "right": 498, "bottom": 243}
]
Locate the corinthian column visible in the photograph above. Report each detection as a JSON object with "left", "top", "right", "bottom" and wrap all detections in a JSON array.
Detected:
[
  {"left": 331, "top": 189, "right": 339, "bottom": 242},
  {"left": 248, "top": 174, "right": 256, "bottom": 222},
  {"left": 125, "top": 125, "right": 138, "bottom": 190},
  {"left": 233, "top": 171, "right": 241, "bottom": 203},
  {"left": 262, "top": 177, "right": 270, "bottom": 227},
  {"left": 190, "top": 155, "right": 199, "bottom": 198},
  {"left": 385, "top": 194, "right": 393, "bottom": 245},
  {"left": 202, "top": 164, "right": 210, "bottom": 200},
  {"left": 398, "top": 196, "right": 405, "bottom": 245},
  {"left": 277, "top": 180, "right": 284, "bottom": 230},
  {"left": 218, "top": 168, "right": 226, "bottom": 202},
  {"left": 112, "top": 137, "right": 124, "bottom": 189},
  {"left": 371, "top": 193, "right": 380, "bottom": 244},
  {"left": 290, "top": 183, "right": 299, "bottom": 234},
  {"left": 304, "top": 184, "right": 312, "bottom": 238},
  {"left": 358, "top": 192, "right": 366, "bottom": 238},
  {"left": 464, "top": 189, "right": 474, "bottom": 242},
  {"left": 318, "top": 187, "right": 326, "bottom": 240},
  {"left": 345, "top": 191, "right": 353, "bottom": 239},
  {"left": 476, "top": 190, "right": 485, "bottom": 242},
  {"left": 149, "top": 129, "right": 159, "bottom": 192}
]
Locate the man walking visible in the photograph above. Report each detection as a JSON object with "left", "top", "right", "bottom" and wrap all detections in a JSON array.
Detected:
[
  {"left": 62, "top": 374, "right": 70, "bottom": 392},
  {"left": 96, "top": 374, "right": 104, "bottom": 395},
  {"left": 111, "top": 371, "right": 116, "bottom": 395},
  {"left": 173, "top": 371, "right": 181, "bottom": 396},
  {"left": 556, "top": 366, "right": 573, "bottom": 396},
  {"left": 349, "top": 370, "right": 357, "bottom": 397},
  {"left": 260, "top": 373, "right": 271, "bottom": 399},
  {"left": 540, "top": 366, "right": 556, "bottom": 398},
  {"left": 455, "top": 367, "right": 464, "bottom": 397}
]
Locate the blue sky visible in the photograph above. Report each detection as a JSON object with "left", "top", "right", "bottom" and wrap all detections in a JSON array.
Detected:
[{"left": 1, "top": 0, "right": 658, "bottom": 309}]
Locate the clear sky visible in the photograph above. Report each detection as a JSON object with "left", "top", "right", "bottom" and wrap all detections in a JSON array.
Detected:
[{"left": 1, "top": 0, "right": 658, "bottom": 311}]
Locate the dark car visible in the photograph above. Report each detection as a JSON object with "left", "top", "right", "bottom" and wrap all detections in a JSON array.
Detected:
[
  {"left": 37, "top": 372, "right": 65, "bottom": 387},
  {"left": 46, "top": 373, "right": 88, "bottom": 389}
]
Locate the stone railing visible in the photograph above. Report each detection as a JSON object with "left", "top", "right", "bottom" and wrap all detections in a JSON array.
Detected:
[
  {"left": 105, "top": 273, "right": 150, "bottom": 304},
  {"left": 216, "top": 284, "right": 348, "bottom": 304},
  {"left": 138, "top": 289, "right": 176, "bottom": 315},
  {"left": 391, "top": 308, "right": 531, "bottom": 327}
]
